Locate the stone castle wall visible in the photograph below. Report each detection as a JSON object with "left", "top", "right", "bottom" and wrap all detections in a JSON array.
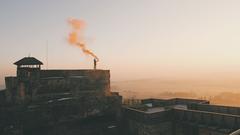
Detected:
[
  {"left": 174, "top": 109, "right": 240, "bottom": 135},
  {"left": 123, "top": 98, "right": 240, "bottom": 135},
  {"left": 122, "top": 107, "right": 173, "bottom": 135},
  {"left": 38, "top": 70, "right": 110, "bottom": 95},
  {"left": 189, "top": 103, "right": 240, "bottom": 116},
  {"left": 3, "top": 69, "right": 111, "bottom": 102}
]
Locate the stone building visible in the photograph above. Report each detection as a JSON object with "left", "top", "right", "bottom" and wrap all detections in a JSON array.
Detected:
[
  {"left": 2, "top": 57, "right": 240, "bottom": 135},
  {"left": 0, "top": 57, "right": 122, "bottom": 134},
  {"left": 4, "top": 57, "right": 113, "bottom": 103},
  {"left": 122, "top": 98, "right": 240, "bottom": 135}
]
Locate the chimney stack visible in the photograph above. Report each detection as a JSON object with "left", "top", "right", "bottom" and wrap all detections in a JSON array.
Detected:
[{"left": 94, "top": 59, "right": 97, "bottom": 70}]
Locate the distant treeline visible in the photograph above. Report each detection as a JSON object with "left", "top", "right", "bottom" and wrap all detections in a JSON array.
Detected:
[{"left": 210, "top": 92, "right": 240, "bottom": 107}]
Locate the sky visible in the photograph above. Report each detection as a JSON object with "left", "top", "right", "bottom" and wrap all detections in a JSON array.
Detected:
[{"left": 1, "top": 0, "right": 240, "bottom": 85}]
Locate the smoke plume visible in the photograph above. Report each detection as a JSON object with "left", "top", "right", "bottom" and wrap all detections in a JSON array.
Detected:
[{"left": 67, "top": 18, "right": 99, "bottom": 62}]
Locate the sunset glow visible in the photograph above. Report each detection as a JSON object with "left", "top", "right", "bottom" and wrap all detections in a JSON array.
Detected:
[
  {"left": 2, "top": 1, "right": 240, "bottom": 134},
  {"left": 1, "top": 1, "right": 240, "bottom": 98}
]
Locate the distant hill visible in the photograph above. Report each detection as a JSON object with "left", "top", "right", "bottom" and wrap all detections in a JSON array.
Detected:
[{"left": 111, "top": 79, "right": 240, "bottom": 99}]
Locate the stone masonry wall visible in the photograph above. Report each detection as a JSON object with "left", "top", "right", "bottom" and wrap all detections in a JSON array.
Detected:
[
  {"left": 128, "top": 120, "right": 172, "bottom": 135},
  {"left": 39, "top": 70, "right": 110, "bottom": 95}
]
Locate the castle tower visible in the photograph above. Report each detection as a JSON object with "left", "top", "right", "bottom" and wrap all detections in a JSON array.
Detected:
[{"left": 14, "top": 57, "right": 43, "bottom": 100}]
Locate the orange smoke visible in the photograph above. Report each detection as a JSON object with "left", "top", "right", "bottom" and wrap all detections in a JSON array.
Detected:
[{"left": 67, "top": 18, "right": 99, "bottom": 62}]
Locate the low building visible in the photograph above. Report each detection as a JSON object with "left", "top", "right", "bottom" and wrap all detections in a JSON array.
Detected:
[{"left": 123, "top": 98, "right": 240, "bottom": 135}]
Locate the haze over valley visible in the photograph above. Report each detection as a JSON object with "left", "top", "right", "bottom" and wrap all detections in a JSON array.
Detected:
[{"left": 112, "top": 78, "right": 240, "bottom": 106}]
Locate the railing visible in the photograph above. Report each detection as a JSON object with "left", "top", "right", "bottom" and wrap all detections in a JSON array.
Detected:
[{"left": 229, "top": 129, "right": 240, "bottom": 135}]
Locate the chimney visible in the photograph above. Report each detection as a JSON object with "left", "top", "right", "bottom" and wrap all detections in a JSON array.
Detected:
[{"left": 94, "top": 59, "right": 97, "bottom": 70}]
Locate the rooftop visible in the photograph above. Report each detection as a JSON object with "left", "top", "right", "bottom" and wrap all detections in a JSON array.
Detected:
[{"left": 14, "top": 57, "right": 43, "bottom": 65}]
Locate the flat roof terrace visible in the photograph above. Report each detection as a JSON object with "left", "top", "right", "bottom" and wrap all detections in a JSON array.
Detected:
[{"left": 123, "top": 98, "right": 240, "bottom": 135}]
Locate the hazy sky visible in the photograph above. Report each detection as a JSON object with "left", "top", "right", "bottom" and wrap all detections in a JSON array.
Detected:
[{"left": 1, "top": 0, "right": 240, "bottom": 85}]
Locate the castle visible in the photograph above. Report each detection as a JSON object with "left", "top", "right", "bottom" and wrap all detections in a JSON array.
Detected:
[
  {"left": 1, "top": 57, "right": 240, "bottom": 135},
  {"left": 4, "top": 57, "right": 112, "bottom": 102},
  {"left": 0, "top": 57, "right": 122, "bottom": 134}
]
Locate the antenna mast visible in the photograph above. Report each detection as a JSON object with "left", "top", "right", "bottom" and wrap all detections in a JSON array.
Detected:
[{"left": 46, "top": 41, "right": 48, "bottom": 69}]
